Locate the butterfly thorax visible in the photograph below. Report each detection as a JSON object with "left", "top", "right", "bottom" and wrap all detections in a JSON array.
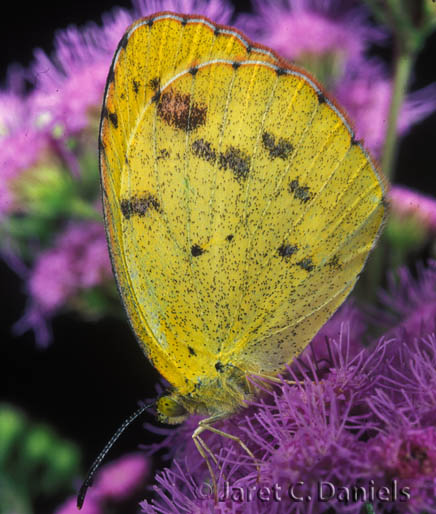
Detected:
[{"left": 156, "top": 363, "right": 252, "bottom": 425}]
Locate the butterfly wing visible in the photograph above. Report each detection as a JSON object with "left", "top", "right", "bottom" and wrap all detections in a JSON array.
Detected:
[
  {"left": 100, "top": 13, "right": 283, "bottom": 392},
  {"left": 100, "top": 13, "right": 387, "bottom": 393}
]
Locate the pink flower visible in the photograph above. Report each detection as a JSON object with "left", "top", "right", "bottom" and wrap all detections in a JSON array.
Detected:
[
  {"left": 389, "top": 185, "right": 436, "bottom": 234},
  {"left": 28, "top": 222, "right": 111, "bottom": 313},
  {"left": 237, "top": 0, "right": 381, "bottom": 66},
  {"left": 337, "top": 65, "right": 436, "bottom": 156},
  {"left": 375, "top": 261, "right": 436, "bottom": 339},
  {"left": 93, "top": 453, "right": 150, "bottom": 501},
  {"left": 0, "top": 70, "right": 49, "bottom": 215},
  {"left": 133, "top": 0, "right": 233, "bottom": 23},
  {"left": 30, "top": 9, "right": 133, "bottom": 137},
  {"left": 375, "top": 428, "right": 436, "bottom": 479},
  {"left": 335, "top": 62, "right": 392, "bottom": 155}
]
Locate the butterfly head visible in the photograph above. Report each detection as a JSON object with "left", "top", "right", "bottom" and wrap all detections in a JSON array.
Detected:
[{"left": 156, "top": 362, "right": 252, "bottom": 424}]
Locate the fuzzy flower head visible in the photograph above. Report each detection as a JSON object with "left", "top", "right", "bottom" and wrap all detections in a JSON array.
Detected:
[
  {"left": 133, "top": 0, "right": 233, "bottom": 23},
  {"left": 336, "top": 66, "right": 436, "bottom": 155},
  {"left": 0, "top": 70, "right": 49, "bottom": 215},
  {"left": 29, "top": 8, "right": 133, "bottom": 138},
  {"left": 27, "top": 221, "right": 111, "bottom": 313},
  {"left": 237, "top": 0, "right": 381, "bottom": 88},
  {"left": 372, "top": 428, "right": 436, "bottom": 480},
  {"left": 375, "top": 261, "right": 436, "bottom": 339},
  {"left": 94, "top": 453, "right": 151, "bottom": 501},
  {"left": 13, "top": 221, "right": 113, "bottom": 346},
  {"left": 389, "top": 185, "right": 436, "bottom": 235},
  {"left": 335, "top": 61, "right": 393, "bottom": 155}
]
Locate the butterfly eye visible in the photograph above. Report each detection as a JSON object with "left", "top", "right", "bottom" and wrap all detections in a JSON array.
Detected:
[{"left": 156, "top": 395, "right": 188, "bottom": 424}]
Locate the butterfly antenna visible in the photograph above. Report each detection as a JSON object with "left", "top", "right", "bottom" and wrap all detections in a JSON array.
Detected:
[{"left": 77, "top": 400, "right": 155, "bottom": 509}]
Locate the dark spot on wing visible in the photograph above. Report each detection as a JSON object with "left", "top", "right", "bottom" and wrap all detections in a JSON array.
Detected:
[
  {"left": 276, "top": 68, "right": 287, "bottom": 76},
  {"left": 226, "top": 234, "right": 234, "bottom": 242},
  {"left": 181, "top": 17, "right": 188, "bottom": 26},
  {"left": 278, "top": 243, "right": 298, "bottom": 258},
  {"left": 147, "top": 18, "right": 154, "bottom": 28},
  {"left": 219, "top": 146, "right": 251, "bottom": 182},
  {"left": 246, "top": 44, "right": 252, "bottom": 54},
  {"left": 214, "top": 27, "right": 220, "bottom": 37},
  {"left": 327, "top": 254, "right": 342, "bottom": 270},
  {"left": 157, "top": 148, "right": 170, "bottom": 160},
  {"left": 149, "top": 77, "right": 160, "bottom": 91},
  {"left": 106, "top": 110, "right": 118, "bottom": 128},
  {"left": 215, "top": 361, "right": 224, "bottom": 373},
  {"left": 262, "top": 132, "right": 293, "bottom": 160},
  {"left": 189, "top": 67, "right": 198, "bottom": 76},
  {"left": 192, "top": 138, "right": 216, "bottom": 163},
  {"left": 188, "top": 346, "right": 197, "bottom": 356},
  {"left": 157, "top": 90, "right": 207, "bottom": 132},
  {"left": 289, "top": 178, "right": 312, "bottom": 203},
  {"left": 120, "top": 32, "right": 129, "bottom": 49},
  {"left": 232, "top": 61, "right": 241, "bottom": 70},
  {"left": 317, "top": 91, "right": 326, "bottom": 104},
  {"left": 151, "top": 90, "right": 161, "bottom": 103},
  {"left": 297, "top": 257, "right": 315, "bottom": 272},
  {"left": 132, "top": 79, "right": 140, "bottom": 94},
  {"left": 351, "top": 135, "right": 358, "bottom": 146},
  {"left": 107, "top": 68, "right": 115, "bottom": 85},
  {"left": 120, "top": 192, "right": 161, "bottom": 220},
  {"left": 191, "top": 139, "right": 251, "bottom": 183},
  {"left": 191, "top": 244, "right": 205, "bottom": 257}
]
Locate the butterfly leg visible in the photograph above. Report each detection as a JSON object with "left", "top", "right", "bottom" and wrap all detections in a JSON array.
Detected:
[
  {"left": 192, "top": 414, "right": 260, "bottom": 500},
  {"left": 253, "top": 373, "right": 305, "bottom": 386},
  {"left": 192, "top": 429, "right": 219, "bottom": 501}
]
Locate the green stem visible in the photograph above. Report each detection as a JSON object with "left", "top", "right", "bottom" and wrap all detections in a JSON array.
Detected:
[
  {"left": 381, "top": 50, "right": 414, "bottom": 181},
  {"left": 361, "top": 48, "right": 414, "bottom": 301}
]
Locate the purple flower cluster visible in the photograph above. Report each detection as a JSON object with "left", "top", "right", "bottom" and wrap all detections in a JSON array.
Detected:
[
  {"left": 376, "top": 261, "right": 436, "bottom": 340},
  {"left": 0, "top": 70, "right": 48, "bottom": 215},
  {"left": 141, "top": 262, "right": 436, "bottom": 513},
  {"left": 28, "top": 221, "right": 111, "bottom": 312},
  {"left": 55, "top": 453, "right": 150, "bottom": 514},
  {"left": 13, "top": 222, "right": 112, "bottom": 346}
]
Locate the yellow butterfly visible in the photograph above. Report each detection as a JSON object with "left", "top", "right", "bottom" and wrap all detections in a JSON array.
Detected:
[{"left": 80, "top": 10, "right": 387, "bottom": 506}]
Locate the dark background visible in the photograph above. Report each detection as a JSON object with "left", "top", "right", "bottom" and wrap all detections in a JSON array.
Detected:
[{"left": 0, "top": 0, "right": 435, "bottom": 511}]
